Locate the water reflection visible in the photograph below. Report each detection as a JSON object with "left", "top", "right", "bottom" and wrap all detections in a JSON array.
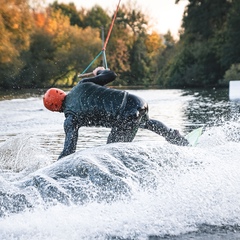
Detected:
[{"left": 182, "top": 88, "right": 240, "bottom": 132}]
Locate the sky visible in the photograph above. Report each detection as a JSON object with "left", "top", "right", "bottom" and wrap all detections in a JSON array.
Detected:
[{"left": 46, "top": 0, "right": 188, "bottom": 39}]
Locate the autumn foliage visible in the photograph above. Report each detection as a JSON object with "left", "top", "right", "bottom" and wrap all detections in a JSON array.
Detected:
[{"left": 0, "top": 0, "right": 239, "bottom": 89}]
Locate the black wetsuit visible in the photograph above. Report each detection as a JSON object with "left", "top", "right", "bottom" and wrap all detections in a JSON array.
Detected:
[{"left": 59, "top": 70, "right": 188, "bottom": 159}]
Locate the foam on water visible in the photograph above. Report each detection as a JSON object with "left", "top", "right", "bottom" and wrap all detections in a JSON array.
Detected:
[
  {"left": 0, "top": 121, "right": 240, "bottom": 239},
  {"left": 0, "top": 133, "right": 52, "bottom": 174}
]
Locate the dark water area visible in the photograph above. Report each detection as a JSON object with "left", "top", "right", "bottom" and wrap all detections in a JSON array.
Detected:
[
  {"left": 0, "top": 88, "right": 46, "bottom": 100},
  {"left": 183, "top": 88, "right": 240, "bottom": 131},
  {"left": 0, "top": 87, "right": 240, "bottom": 240}
]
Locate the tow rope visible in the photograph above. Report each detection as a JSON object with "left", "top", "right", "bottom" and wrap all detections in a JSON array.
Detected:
[{"left": 79, "top": 0, "right": 121, "bottom": 78}]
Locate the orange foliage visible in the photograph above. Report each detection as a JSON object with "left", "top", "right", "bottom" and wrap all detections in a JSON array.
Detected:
[
  {"left": 33, "top": 12, "right": 46, "bottom": 28},
  {"left": 145, "top": 31, "right": 165, "bottom": 54}
]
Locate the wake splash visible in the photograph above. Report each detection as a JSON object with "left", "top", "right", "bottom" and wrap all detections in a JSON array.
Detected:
[{"left": 0, "top": 121, "right": 240, "bottom": 239}]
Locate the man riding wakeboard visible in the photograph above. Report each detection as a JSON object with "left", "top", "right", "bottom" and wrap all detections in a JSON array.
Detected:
[{"left": 43, "top": 67, "right": 189, "bottom": 159}]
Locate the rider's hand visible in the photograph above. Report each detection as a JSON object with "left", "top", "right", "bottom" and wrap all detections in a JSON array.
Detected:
[{"left": 93, "top": 66, "right": 105, "bottom": 76}]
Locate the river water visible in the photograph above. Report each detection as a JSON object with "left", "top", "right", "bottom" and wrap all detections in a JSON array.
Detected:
[{"left": 0, "top": 88, "right": 240, "bottom": 239}]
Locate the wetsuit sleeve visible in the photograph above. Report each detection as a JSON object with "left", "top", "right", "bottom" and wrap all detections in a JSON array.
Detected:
[
  {"left": 80, "top": 70, "right": 117, "bottom": 86},
  {"left": 58, "top": 115, "right": 80, "bottom": 159}
]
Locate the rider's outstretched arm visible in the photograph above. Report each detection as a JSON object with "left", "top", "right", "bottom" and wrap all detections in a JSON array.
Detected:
[
  {"left": 58, "top": 115, "right": 80, "bottom": 159},
  {"left": 80, "top": 68, "right": 117, "bottom": 86}
]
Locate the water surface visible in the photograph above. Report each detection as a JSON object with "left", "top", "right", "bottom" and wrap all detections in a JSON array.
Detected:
[{"left": 0, "top": 88, "right": 240, "bottom": 240}]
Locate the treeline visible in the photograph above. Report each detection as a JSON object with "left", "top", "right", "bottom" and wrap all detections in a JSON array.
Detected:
[
  {"left": 0, "top": 0, "right": 239, "bottom": 89},
  {"left": 168, "top": 0, "right": 240, "bottom": 88}
]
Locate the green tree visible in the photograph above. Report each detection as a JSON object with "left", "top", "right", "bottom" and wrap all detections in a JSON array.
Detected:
[
  {"left": 19, "top": 29, "right": 57, "bottom": 87},
  {"left": 221, "top": 0, "right": 240, "bottom": 70},
  {"left": 156, "top": 31, "right": 177, "bottom": 87},
  {"left": 104, "top": 11, "right": 132, "bottom": 85},
  {"left": 128, "top": 35, "right": 151, "bottom": 86},
  {"left": 116, "top": 1, "right": 147, "bottom": 37},
  {"left": 49, "top": 1, "right": 83, "bottom": 27},
  {"left": 20, "top": 8, "right": 102, "bottom": 88},
  {"left": 169, "top": 0, "right": 231, "bottom": 87},
  {"left": 145, "top": 31, "right": 166, "bottom": 85},
  {"left": 222, "top": 63, "right": 240, "bottom": 86},
  {"left": 83, "top": 5, "right": 111, "bottom": 30},
  {"left": 114, "top": 1, "right": 150, "bottom": 86}
]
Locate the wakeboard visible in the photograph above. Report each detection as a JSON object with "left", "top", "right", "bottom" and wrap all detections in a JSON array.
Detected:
[{"left": 185, "top": 126, "right": 204, "bottom": 147}]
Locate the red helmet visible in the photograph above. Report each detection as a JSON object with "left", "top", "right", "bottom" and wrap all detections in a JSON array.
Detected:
[{"left": 43, "top": 88, "right": 66, "bottom": 112}]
